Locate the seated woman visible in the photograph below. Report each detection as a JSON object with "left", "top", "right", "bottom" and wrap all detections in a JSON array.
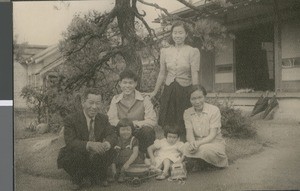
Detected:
[
  {"left": 107, "top": 69, "right": 157, "bottom": 157},
  {"left": 183, "top": 85, "right": 228, "bottom": 169}
]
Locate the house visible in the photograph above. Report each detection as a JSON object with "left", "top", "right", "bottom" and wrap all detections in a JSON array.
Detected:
[
  {"left": 171, "top": 0, "right": 300, "bottom": 120},
  {"left": 14, "top": 44, "right": 66, "bottom": 111},
  {"left": 24, "top": 44, "right": 64, "bottom": 88},
  {"left": 14, "top": 0, "right": 300, "bottom": 120},
  {"left": 15, "top": 43, "right": 159, "bottom": 93},
  {"left": 14, "top": 44, "right": 48, "bottom": 109}
]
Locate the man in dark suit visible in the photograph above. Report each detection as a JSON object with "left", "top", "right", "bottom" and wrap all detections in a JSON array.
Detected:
[{"left": 57, "top": 88, "right": 117, "bottom": 190}]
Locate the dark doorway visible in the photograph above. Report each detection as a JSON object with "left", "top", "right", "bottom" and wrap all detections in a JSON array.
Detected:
[
  {"left": 235, "top": 23, "right": 275, "bottom": 91},
  {"left": 200, "top": 49, "right": 214, "bottom": 93}
]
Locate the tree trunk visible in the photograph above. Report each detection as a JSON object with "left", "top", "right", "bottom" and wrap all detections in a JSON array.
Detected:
[
  {"left": 37, "top": 101, "right": 41, "bottom": 123},
  {"left": 115, "top": 0, "right": 143, "bottom": 87}
]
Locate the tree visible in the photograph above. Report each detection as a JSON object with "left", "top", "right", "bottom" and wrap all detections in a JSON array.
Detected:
[
  {"left": 21, "top": 0, "right": 235, "bottom": 130},
  {"left": 21, "top": 85, "right": 48, "bottom": 123},
  {"left": 60, "top": 0, "right": 233, "bottom": 91}
]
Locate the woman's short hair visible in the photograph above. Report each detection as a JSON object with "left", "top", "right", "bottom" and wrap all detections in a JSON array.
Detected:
[
  {"left": 169, "top": 21, "right": 193, "bottom": 45},
  {"left": 163, "top": 125, "right": 181, "bottom": 137},
  {"left": 189, "top": 85, "right": 207, "bottom": 98},
  {"left": 119, "top": 69, "right": 138, "bottom": 82},
  {"left": 116, "top": 118, "right": 135, "bottom": 136}
]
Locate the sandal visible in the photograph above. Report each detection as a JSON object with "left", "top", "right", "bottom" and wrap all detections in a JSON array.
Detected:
[
  {"left": 117, "top": 173, "right": 125, "bottom": 183},
  {"left": 156, "top": 173, "right": 168, "bottom": 180}
]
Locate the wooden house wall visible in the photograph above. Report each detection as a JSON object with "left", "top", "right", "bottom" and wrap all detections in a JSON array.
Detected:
[
  {"left": 281, "top": 19, "right": 300, "bottom": 92},
  {"left": 214, "top": 38, "right": 234, "bottom": 92}
]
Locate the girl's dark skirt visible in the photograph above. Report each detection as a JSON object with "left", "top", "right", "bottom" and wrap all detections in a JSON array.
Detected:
[{"left": 158, "top": 81, "right": 192, "bottom": 136}]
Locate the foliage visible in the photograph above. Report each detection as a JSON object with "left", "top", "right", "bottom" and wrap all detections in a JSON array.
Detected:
[
  {"left": 21, "top": 85, "right": 48, "bottom": 123},
  {"left": 13, "top": 36, "right": 28, "bottom": 63},
  {"left": 59, "top": 0, "right": 232, "bottom": 91},
  {"left": 21, "top": 84, "right": 79, "bottom": 132},
  {"left": 21, "top": 1, "right": 236, "bottom": 133},
  {"left": 20, "top": 81, "right": 115, "bottom": 133},
  {"left": 207, "top": 0, "right": 233, "bottom": 7},
  {"left": 193, "top": 19, "right": 235, "bottom": 50},
  {"left": 59, "top": 11, "right": 128, "bottom": 95},
  {"left": 207, "top": 96, "right": 257, "bottom": 139}
]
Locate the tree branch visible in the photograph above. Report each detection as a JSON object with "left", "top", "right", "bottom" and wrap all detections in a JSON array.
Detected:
[
  {"left": 137, "top": 0, "right": 195, "bottom": 24},
  {"left": 65, "top": 35, "right": 96, "bottom": 56},
  {"left": 176, "top": 0, "right": 214, "bottom": 17},
  {"left": 132, "top": 0, "right": 146, "bottom": 17},
  {"left": 96, "top": 7, "right": 117, "bottom": 37},
  {"left": 177, "top": 0, "right": 202, "bottom": 12},
  {"left": 65, "top": 46, "right": 126, "bottom": 91},
  {"left": 65, "top": 8, "right": 117, "bottom": 57},
  {"left": 134, "top": 11, "right": 156, "bottom": 40},
  {"left": 137, "top": 0, "right": 172, "bottom": 17}
]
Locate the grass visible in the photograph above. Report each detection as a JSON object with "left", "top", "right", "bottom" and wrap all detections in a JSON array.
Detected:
[
  {"left": 225, "top": 137, "right": 263, "bottom": 163},
  {"left": 14, "top": 110, "right": 39, "bottom": 140}
]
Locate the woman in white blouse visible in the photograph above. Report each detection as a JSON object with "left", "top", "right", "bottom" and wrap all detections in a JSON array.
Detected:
[
  {"left": 149, "top": 21, "right": 200, "bottom": 139},
  {"left": 183, "top": 85, "right": 228, "bottom": 168}
]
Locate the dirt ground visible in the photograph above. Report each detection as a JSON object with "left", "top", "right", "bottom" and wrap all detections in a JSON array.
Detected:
[{"left": 15, "top": 119, "right": 300, "bottom": 191}]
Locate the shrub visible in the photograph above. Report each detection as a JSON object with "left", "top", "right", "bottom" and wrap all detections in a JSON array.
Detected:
[{"left": 207, "top": 97, "right": 256, "bottom": 139}]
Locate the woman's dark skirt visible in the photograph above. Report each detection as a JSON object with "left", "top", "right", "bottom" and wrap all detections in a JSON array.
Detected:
[{"left": 158, "top": 81, "right": 192, "bottom": 136}]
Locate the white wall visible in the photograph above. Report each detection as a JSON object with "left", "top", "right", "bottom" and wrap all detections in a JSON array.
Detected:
[
  {"left": 281, "top": 20, "right": 300, "bottom": 81},
  {"left": 14, "top": 60, "right": 28, "bottom": 109},
  {"left": 282, "top": 20, "right": 300, "bottom": 59},
  {"left": 215, "top": 38, "right": 234, "bottom": 65},
  {"left": 214, "top": 38, "right": 234, "bottom": 83}
]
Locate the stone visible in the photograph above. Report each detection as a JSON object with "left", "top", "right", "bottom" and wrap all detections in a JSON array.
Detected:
[{"left": 36, "top": 123, "right": 49, "bottom": 134}]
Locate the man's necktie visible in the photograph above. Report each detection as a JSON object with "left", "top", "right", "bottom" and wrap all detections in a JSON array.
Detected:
[{"left": 89, "top": 118, "right": 95, "bottom": 141}]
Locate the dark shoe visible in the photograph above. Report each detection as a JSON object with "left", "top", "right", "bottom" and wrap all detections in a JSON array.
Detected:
[
  {"left": 117, "top": 176, "right": 125, "bottom": 183},
  {"left": 102, "top": 180, "right": 109, "bottom": 187},
  {"left": 107, "top": 177, "right": 115, "bottom": 183},
  {"left": 69, "top": 182, "right": 82, "bottom": 191},
  {"left": 81, "top": 177, "right": 92, "bottom": 188},
  {"left": 70, "top": 177, "right": 83, "bottom": 190},
  {"left": 117, "top": 173, "right": 125, "bottom": 183},
  {"left": 118, "top": 176, "right": 125, "bottom": 183}
]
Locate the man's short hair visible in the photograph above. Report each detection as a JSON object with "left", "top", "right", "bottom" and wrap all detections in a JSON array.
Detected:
[
  {"left": 119, "top": 69, "right": 138, "bottom": 82},
  {"left": 81, "top": 88, "right": 101, "bottom": 102}
]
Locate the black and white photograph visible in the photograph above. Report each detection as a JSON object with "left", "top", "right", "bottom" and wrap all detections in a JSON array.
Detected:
[{"left": 13, "top": 0, "right": 300, "bottom": 190}]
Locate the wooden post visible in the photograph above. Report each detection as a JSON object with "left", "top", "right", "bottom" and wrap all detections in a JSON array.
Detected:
[
  {"left": 273, "top": 0, "right": 282, "bottom": 92},
  {"left": 232, "top": 38, "right": 236, "bottom": 92}
]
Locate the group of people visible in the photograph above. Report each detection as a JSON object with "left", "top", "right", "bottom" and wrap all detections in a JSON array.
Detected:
[{"left": 57, "top": 21, "right": 228, "bottom": 190}]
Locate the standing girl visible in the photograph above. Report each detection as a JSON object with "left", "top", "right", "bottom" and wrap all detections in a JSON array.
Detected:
[
  {"left": 149, "top": 21, "right": 200, "bottom": 139},
  {"left": 147, "top": 126, "right": 185, "bottom": 180}
]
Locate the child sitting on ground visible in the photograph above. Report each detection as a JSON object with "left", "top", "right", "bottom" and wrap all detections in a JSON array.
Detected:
[
  {"left": 111, "top": 118, "right": 144, "bottom": 183},
  {"left": 147, "top": 125, "right": 185, "bottom": 180}
]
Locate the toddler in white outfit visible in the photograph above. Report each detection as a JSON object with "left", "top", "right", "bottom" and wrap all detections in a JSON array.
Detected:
[{"left": 147, "top": 125, "right": 185, "bottom": 180}]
